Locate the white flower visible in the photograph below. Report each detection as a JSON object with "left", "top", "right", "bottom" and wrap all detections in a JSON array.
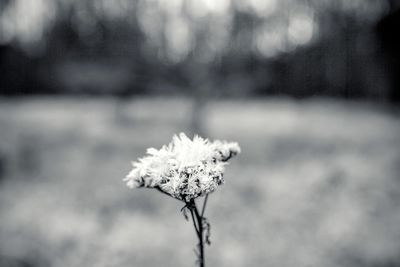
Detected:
[{"left": 123, "top": 133, "right": 240, "bottom": 201}]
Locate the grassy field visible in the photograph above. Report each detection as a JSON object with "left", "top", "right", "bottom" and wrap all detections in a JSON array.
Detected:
[{"left": 0, "top": 97, "right": 399, "bottom": 267}]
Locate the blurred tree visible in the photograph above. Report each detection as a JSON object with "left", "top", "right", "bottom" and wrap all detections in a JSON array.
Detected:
[
  {"left": 376, "top": 0, "right": 400, "bottom": 103},
  {"left": 0, "top": 0, "right": 394, "bottom": 102},
  {"left": 0, "top": 44, "right": 47, "bottom": 95}
]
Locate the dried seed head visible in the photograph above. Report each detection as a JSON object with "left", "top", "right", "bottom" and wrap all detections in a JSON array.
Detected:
[{"left": 123, "top": 133, "right": 240, "bottom": 201}]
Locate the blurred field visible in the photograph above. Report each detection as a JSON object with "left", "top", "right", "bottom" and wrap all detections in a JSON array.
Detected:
[{"left": 0, "top": 97, "right": 400, "bottom": 267}]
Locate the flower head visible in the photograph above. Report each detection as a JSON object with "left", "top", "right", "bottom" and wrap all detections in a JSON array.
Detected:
[{"left": 124, "top": 133, "right": 240, "bottom": 201}]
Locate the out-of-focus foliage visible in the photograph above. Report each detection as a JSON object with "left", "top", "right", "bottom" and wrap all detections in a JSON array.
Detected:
[
  {"left": 0, "top": 0, "right": 398, "bottom": 100},
  {"left": 0, "top": 98, "right": 400, "bottom": 267}
]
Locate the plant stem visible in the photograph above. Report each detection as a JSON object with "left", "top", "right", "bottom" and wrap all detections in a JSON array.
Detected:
[
  {"left": 189, "top": 207, "right": 200, "bottom": 237},
  {"left": 201, "top": 194, "right": 209, "bottom": 217},
  {"left": 194, "top": 203, "right": 204, "bottom": 267},
  {"left": 189, "top": 199, "right": 205, "bottom": 267}
]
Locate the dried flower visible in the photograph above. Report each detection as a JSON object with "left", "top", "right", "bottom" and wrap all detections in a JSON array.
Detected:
[{"left": 124, "top": 133, "right": 240, "bottom": 201}]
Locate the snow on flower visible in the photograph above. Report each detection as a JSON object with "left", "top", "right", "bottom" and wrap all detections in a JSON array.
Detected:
[{"left": 123, "top": 133, "right": 240, "bottom": 201}]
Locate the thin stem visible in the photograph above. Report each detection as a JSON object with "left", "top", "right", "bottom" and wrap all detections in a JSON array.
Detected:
[
  {"left": 201, "top": 194, "right": 209, "bottom": 217},
  {"left": 154, "top": 187, "right": 175, "bottom": 199},
  {"left": 192, "top": 200, "right": 205, "bottom": 267},
  {"left": 189, "top": 207, "right": 200, "bottom": 237}
]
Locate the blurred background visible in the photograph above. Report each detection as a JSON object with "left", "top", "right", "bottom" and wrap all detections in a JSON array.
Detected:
[{"left": 1, "top": 0, "right": 400, "bottom": 266}]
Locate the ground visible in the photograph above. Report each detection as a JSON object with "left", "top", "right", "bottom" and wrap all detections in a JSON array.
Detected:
[{"left": 0, "top": 97, "right": 399, "bottom": 267}]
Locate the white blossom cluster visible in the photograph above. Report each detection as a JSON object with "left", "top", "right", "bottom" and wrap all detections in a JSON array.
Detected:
[{"left": 124, "top": 133, "right": 240, "bottom": 201}]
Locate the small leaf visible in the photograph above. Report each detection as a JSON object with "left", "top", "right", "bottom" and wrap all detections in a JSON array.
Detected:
[
  {"left": 203, "top": 218, "right": 211, "bottom": 245},
  {"left": 181, "top": 204, "right": 189, "bottom": 221}
]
